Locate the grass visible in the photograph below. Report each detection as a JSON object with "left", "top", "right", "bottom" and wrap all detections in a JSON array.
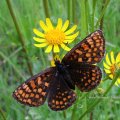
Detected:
[{"left": 0, "top": 0, "right": 120, "bottom": 120}]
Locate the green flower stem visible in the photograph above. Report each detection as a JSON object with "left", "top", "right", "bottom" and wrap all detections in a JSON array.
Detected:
[
  {"left": 79, "top": 0, "right": 88, "bottom": 38},
  {"left": 72, "top": 0, "right": 76, "bottom": 23},
  {"left": 52, "top": 52, "right": 56, "bottom": 59},
  {"left": 78, "top": 70, "right": 120, "bottom": 120},
  {"left": 91, "top": 0, "right": 97, "bottom": 31},
  {"left": 95, "top": 0, "right": 110, "bottom": 28},
  {"left": 43, "top": 0, "right": 50, "bottom": 18},
  {"left": 0, "top": 108, "right": 6, "bottom": 120},
  {"left": 63, "top": 111, "right": 66, "bottom": 119},
  {"left": 99, "top": 0, "right": 106, "bottom": 30},
  {"left": 67, "top": 0, "right": 72, "bottom": 22},
  {"left": 71, "top": 101, "right": 77, "bottom": 120},
  {"left": 6, "top": 0, "right": 33, "bottom": 76},
  {"left": 85, "top": 0, "right": 89, "bottom": 33},
  {"left": 82, "top": 96, "right": 87, "bottom": 120}
]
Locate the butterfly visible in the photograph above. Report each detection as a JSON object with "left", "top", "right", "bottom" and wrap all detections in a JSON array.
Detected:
[{"left": 13, "top": 30, "right": 105, "bottom": 111}]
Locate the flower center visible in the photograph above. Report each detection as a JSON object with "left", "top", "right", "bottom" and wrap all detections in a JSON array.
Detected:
[
  {"left": 45, "top": 29, "right": 65, "bottom": 45},
  {"left": 110, "top": 64, "right": 116, "bottom": 75}
]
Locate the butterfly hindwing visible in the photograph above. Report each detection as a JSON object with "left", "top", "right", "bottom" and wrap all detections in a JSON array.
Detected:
[
  {"left": 48, "top": 74, "right": 76, "bottom": 111},
  {"left": 62, "top": 30, "right": 105, "bottom": 64},
  {"left": 13, "top": 67, "right": 54, "bottom": 107},
  {"left": 67, "top": 62, "right": 102, "bottom": 92}
]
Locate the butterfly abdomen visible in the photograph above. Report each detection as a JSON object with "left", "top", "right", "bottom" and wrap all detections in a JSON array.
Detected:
[{"left": 55, "top": 60, "right": 75, "bottom": 90}]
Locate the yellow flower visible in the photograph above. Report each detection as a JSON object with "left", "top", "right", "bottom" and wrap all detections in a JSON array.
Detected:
[
  {"left": 103, "top": 51, "right": 120, "bottom": 86},
  {"left": 33, "top": 18, "right": 79, "bottom": 53}
]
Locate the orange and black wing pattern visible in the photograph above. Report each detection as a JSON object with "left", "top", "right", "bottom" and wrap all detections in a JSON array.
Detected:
[
  {"left": 12, "top": 30, "right": 105, "bottom": 111},
  {"left": 13, "top": 67, "right": 54, "bottom": 107},
  {"left": 67, "top": 63, "right": 102, "bottom": 92},
  {"left": 48, "top": 74, "right": 76, "bottom": 111},
  {"left": 62, "top": 30, "right": 105, "bottom": 64}
]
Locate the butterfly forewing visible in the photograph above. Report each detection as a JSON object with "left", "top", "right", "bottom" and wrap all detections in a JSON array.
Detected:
[
  {"left": 67, "top": 62, "right": 102, "bottom": 92},
  {"left": 62, "top": 30, "right": 105, "bottom": 64},
  {"left": 48, "top": 74, "right": 76, "bottom": 111},
  {"left": 13, "top": 67, "right": 54, "bottom": 107}
]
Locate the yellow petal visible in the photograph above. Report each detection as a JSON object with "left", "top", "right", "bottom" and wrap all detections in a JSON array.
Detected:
[
  {"left": 46, "top": 18, "right": 54, "bottom": 30},
  {"left": 104, "top": 69, "right": 111, "bottom": 74},
  {"left": 105, "top": 53, "right": 111, "bottom": 66},
  {"left": 110, "top": 51, "right": 115, "bottom": 64},
  {"left": 115, "top": 78, "right": 120, "bottom": 86},
  {"left": 34, "top": 43, "right": 48, "bottom": 47},
  {"left": 61, "top": 20, "right": 69, "bottom": 32},
  {"left": 109, "top": 74, "right": 113, "bottom": 79},
  {"left": 65, "top": 31, "right": 79, "bottom": 39},
  {"left": 45, "top": 44, "right": 53, "bottom": 53},
  {"left": 63, "top": 39, "right": 74, "bottom": 43},
  {"left": 53, "top": 45, "right": 60, "bottom": 53},
  {"left": 117, "top": 78, "right": 120, "bottom": 83},
  {"left": 39, "top": 20, "right": 48, "bottom": 32},
  {"left": 33, "top": 37, "right": 46, "bottom": 42},
  {"left": 116, "top": 53, "right": 120, "bottom": 63},
  {"left": 61, "top": 43, "right": 70, "bottom": 51},
  {"left": 65, "top": 25, "right": 77, "bottom": 35},
  {"left": 118, "top": 63, "right": 120, "bottom": 67},
  {"left": 51, "top": 60, "right": 55, "bottom": 67},
  {"left": 33, "top": 29, "right": 45, "bottom": 38},
  {"left": 115, "top": 81, "right": 119, "bottom": 86},
  {"left": 56, "top": 18, "right": 62, "bottom": 30},
  {"left": 103, "top": 61, "right": 110, "bottom": 69}
]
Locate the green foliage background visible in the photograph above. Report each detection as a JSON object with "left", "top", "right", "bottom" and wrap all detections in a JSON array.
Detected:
[{"left": 0, "top": 0, "right": 120, "bottom": 120}]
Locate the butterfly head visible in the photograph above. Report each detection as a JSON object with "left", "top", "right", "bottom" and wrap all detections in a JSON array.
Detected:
[
  {"left": 54, "top": 60, "right": 65, "bottom": 72},
  {"left": 54, "top": 60, "right": 61, "bottom": 66}
]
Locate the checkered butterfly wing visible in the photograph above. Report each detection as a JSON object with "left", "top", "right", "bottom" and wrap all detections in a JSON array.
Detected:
[
  {"left": 62, "top": 30, "right": 105, "bottom": 92},
  {"left": 48, "top": 73, "right": 76, "bottom": 111},
  {"left": 13, "top": 67, "right": 54, "bottom": 107},
  {"left": 67, "top": 62, "right": 102, "bottom": 92},
  {"left": 62, "top": 30, "right": 105, "bottom": 64}
]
